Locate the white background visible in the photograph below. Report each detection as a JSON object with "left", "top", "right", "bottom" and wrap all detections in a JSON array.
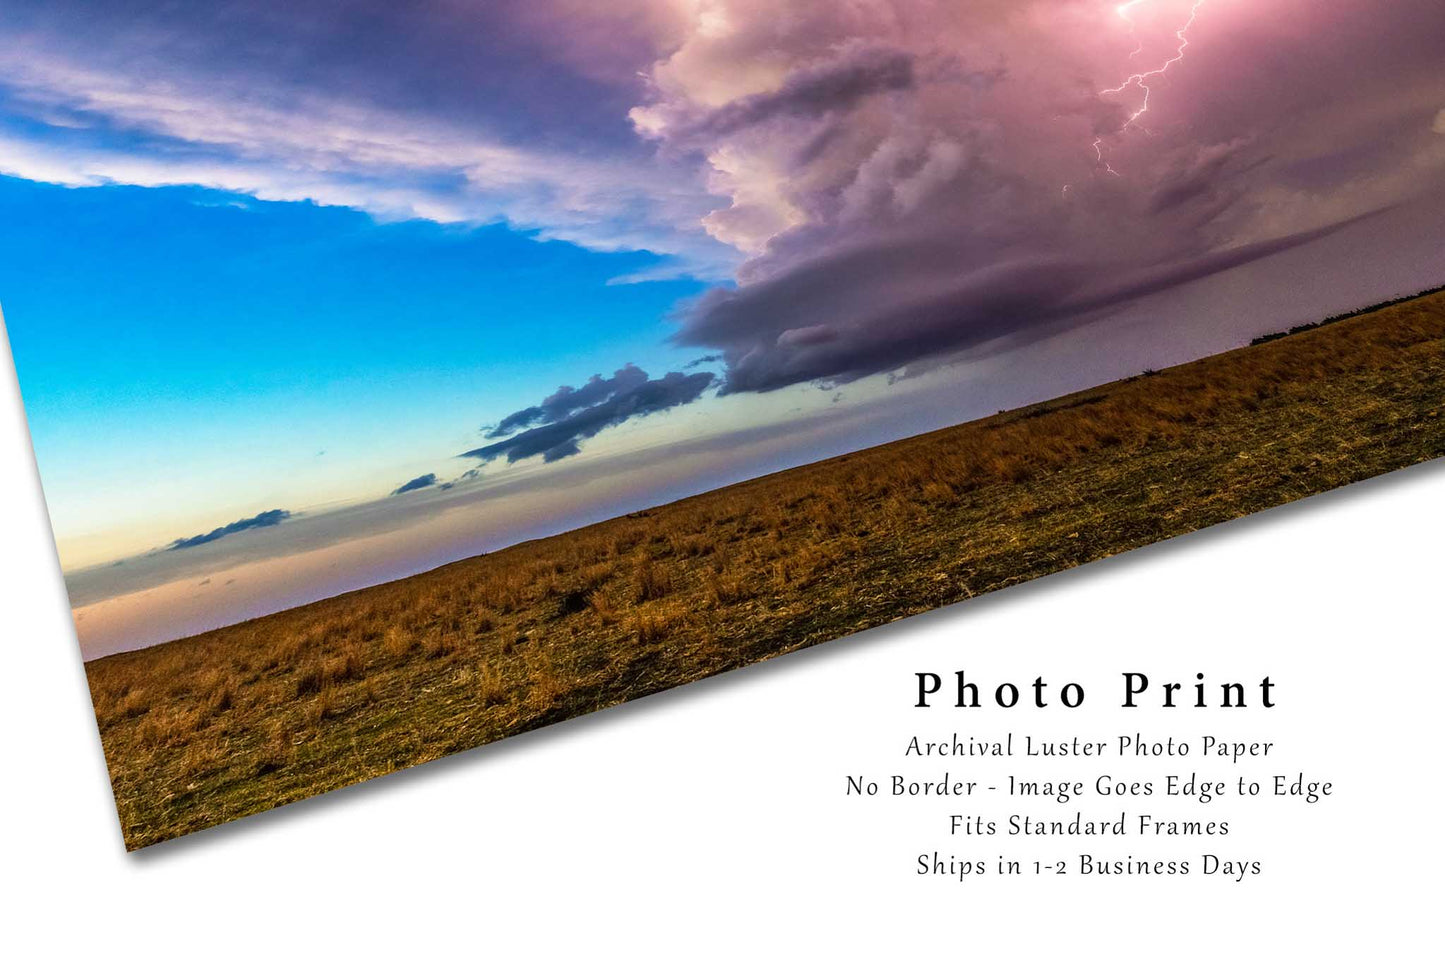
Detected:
[{"left": 2, "top": 331, "right": 1440, "bottom": 960}]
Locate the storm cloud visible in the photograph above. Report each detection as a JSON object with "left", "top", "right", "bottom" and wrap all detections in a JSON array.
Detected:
[
  {"left": 168, "top": 509, "right": 291, "bottom": 551},
  {"left": 661, "top": 45, "right": 917, "bottom": 142},
  {"left": 8, "top": 0, "right": 1443, "bottom": 389},
  {"left": 13, "top": 0, "right": 1445, "bottom": 566},
  {"left": 391, "top": 473, "right": 439, "bottom": 496},
  {"left": 464, "top": 367, "right": 715, "bottom": 464},
  {"left": 676, "top": 213, "right": 1380, "bottom": 392},
  {"left": 628, "top": 0, "right": 1445, "bottom": 391}
]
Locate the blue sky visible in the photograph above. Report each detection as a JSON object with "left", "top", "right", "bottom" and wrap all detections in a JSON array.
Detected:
[{"left": 3, "top": 174, "right": 712, "bottom": 564}]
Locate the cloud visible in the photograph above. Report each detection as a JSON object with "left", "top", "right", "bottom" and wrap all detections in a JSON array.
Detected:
[
  {"left": 676, "top": 212, "right": 1376, "bottom": 393},
  {"left": 642, "top": 45, "right": 917, "bottom": 142},
  {"left": 0, "top": 3, "right": 739, "bottom": 278},
  {"left": 167, "top": 509, "right": 291, "bottom": 551},
  {"left": 9, "top": 0, "right": 1445, "bottom": 414},
  {"left": 464, "top": 367, "right": 715, "bottom": 464},
  {"left": 483, "top": 364, "right": 651, "bottom": 439},
  {"left": 625, "top": 0, "right": 1445, "bottom": 392},
  {"left": 391, "top": 473, "right": 439, "bottom": 496}
]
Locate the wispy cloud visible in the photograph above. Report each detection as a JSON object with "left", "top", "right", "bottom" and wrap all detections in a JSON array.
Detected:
[{"left": 0, "top": 20, "right": 737, "bottom": 277}]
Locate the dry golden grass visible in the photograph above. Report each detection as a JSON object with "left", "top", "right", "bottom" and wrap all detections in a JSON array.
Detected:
[{"left": 86, "top": 290, "right": 1445, "bottom": 848}]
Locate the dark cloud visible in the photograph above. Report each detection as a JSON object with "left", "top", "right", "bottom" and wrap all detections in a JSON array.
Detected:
[
  {"left": 678, "top": 46, "right": 915, "bottom": 140},
  {"left": 484, "top": 364, "right": 650, "bottom": 440},
  {"left": 391, "top": 473, "right": 439, "bottom": 496},
  {"left": 634, "top": 0, "right": 1445, "bottom": 395},
  {"left": 0, "top": 0, "right": 658, "bottom": 153},
  {"left": 677, "top": 215, "right": 1378, "bottom": 394},
  {"left": 464, "top": 368, "right": 715, "bottom": 464},
  {"left": 486, "top": 405, "right": 547, "bottom": 440},
  {"left": 168, "top": 509, "right": 291, "bottom": 551}
]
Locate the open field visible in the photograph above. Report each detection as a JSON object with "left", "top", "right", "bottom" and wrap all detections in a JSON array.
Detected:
[{"left": 86, "top": 289, "right": 1445, "bottom": 848}]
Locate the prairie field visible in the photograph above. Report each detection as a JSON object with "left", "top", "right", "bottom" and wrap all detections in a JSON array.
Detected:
[{"left": 86, "top": 289, "right": 1445, "bottom": 848}]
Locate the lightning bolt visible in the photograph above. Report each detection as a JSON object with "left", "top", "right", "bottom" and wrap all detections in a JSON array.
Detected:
[
  {"left": 1117, "top": 0, "right": 1149, "bottom": 58},
  {"left": 1086, "top": 0, "right": 1208, "bottom": 179},
  {"left": 1093, "top": 137, "right": 1121, "bottom": 177},
  {"left": 1102, "top": 0, "right": 1207, "bottom": 130}
]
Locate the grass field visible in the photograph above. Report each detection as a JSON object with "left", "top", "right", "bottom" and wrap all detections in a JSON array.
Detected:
[{"left": 85, "top": 289, "right": 1445, "bottom": 848}]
